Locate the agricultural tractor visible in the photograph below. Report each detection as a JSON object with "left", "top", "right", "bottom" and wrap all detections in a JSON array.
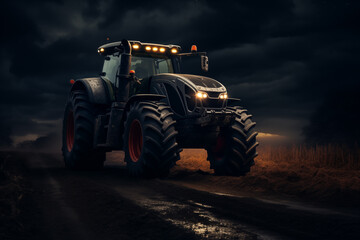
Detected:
[{"left": 62, "top": 39, "right": 258, "bottom": 177}]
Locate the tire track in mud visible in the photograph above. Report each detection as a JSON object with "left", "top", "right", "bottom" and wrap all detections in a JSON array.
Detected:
[
  {"left": 25, "top": 152, "right": 272, "bottom": 240},
  {"left": 24, "top": 152, "right": 201, "bottom": 240},
  {"left": 25, "top": 154, "right": 95, "bottom": 240},
  {"left": 19, "top": 152, "right": 360, "bottom": 240}
]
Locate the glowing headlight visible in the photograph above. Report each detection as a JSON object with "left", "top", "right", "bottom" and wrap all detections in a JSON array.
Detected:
[
  {"left": 219, "top": 93, "right": 228, "bottom": 99},
  {"left": 196, "top": 91, "right": 208, "bottom": 99},
  {"left": 132, "top": 44, "right": 140, "bottom": 50}
]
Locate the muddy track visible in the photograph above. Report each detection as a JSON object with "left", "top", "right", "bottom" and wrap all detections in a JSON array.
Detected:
[{"left": 4, "top": 151, "right": 360, "bottom": 240}]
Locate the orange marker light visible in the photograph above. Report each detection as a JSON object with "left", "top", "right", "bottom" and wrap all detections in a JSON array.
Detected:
[
  {"left": 70, "top": 79, "right": 75, "bottom": 84},
  {"left": 191, "top": 45, "right": 197, "bottom": 52},
  {"left": 130, "top": 70, "right": 135, "bottom": 74},
  {"left": 159, "top": 47, "right": 166, "bottom": 52},
  {"left": 153, "top": 47, "right": 158, "bottom": 52},
  {"left": 171, "top": 48, "right": 178, "bottom": 54},
  {"left": 132, "top": 44, "right": 140, "bottom": 50},
  {"left": 145, "top": 46, "right": 151, "bottom": 51}
]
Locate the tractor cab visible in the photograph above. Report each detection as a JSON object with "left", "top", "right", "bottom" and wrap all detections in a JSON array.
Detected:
[{"left": 98, "top": 41, "right": 208, "bottom": 85}]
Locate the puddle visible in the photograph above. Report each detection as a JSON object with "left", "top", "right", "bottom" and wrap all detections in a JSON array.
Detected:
[{"left": 113, "top": 187, "right": 277, "bottom": 240}]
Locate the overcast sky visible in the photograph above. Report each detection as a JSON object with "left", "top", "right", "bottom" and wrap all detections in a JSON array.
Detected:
[{"left": 1, "top": 0, "right": 359, "bottom": 147}]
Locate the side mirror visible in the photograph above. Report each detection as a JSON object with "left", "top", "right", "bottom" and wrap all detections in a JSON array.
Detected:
[{"left": 201, "top": 55, "right": 209, "bottom": 72}]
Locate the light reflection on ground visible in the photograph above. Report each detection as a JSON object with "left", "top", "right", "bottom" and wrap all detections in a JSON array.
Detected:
[{"left": 114, "top": 187, "right": 260, "bottom": 239}]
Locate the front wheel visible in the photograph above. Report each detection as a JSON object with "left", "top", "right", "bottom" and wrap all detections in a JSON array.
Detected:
[
  {"left": 206, "top": 107, "right": 258, "bottom": 176},
  {"left": 123, "top": 101, "right": 180, "bottom": 177}
]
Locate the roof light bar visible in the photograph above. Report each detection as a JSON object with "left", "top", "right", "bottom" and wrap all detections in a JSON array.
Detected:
[{"left": 132, "top": 44, "right": 140, "bottom": 50}]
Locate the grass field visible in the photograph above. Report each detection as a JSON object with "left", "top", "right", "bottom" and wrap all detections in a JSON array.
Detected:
[
  {"left": 175, "top": 143, "right": 360, "bottom": 204},
  {"left": 178, "top": 143, "right": 360, "bottom": 171},
  {"left": 258, "top": 144, "right": 360, "bottom": 170}
]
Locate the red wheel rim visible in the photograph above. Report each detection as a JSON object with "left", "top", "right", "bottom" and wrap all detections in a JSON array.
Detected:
[
  {"left": 128, "top": 119, "right": 143, "bottom": 162},
  {"left": 212, "top": 134, "right": 226, "bottom": 160},
  {"left": 66, "top": 111, "right": 74, "bottom": 152}
]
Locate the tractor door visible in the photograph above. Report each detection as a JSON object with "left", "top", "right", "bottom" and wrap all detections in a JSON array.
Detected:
[{"left": 101, "top": 52, "right": 121, "bottom": 100}]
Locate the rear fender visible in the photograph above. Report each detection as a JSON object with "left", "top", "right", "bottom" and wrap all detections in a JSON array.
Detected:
[{"left": 71, "top": 77, "right": 112, "bottom": 105}]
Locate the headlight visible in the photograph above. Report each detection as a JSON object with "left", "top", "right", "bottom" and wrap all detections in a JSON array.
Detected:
[
  {"left": 196, "top": 91, "right": 208, "bottom": 99},
  {"left": 219, "top": 92, "right": 228, "bottom": 99}
]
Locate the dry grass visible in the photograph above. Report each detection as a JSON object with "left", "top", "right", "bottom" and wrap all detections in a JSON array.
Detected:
[
  {"left": 177, "top": 144, "right": 360, "bottom": 172},
  {"left": 258, "top": 144, "right": 360, "bottom": 170},
  {"left": 173, "top": 144, "right": 360, "bottom": 205}
]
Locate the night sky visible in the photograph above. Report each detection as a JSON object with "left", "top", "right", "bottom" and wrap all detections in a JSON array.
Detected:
[{"left": 1, "top": 0, "right": 360, "bottom": 149}]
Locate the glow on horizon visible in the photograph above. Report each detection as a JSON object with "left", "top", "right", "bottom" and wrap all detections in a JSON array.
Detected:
[{"left": 257, "top": 132, "right": 286, "bottom": 138}]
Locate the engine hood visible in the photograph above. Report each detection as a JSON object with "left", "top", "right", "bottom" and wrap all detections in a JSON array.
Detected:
[{"left": 156, "top": 73, "right": 226, "bottom": 92}]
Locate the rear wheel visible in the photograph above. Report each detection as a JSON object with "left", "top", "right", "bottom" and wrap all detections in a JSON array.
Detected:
[
  {"left": 123, "top": 101, "right": 180, "bottom": 177},
  {"left": 206, "top": 107, "right": 258, "bottom": 176},
  {"left": 62, "top": 90, "right": 105, "bottom": 170}
]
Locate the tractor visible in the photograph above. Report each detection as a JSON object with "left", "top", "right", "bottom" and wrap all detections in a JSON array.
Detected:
[{"left": 62, "top": 39, "right": 258, "bottom": 177}]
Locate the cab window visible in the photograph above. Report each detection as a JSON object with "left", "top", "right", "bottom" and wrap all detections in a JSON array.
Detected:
[
  {"left": 131, "top": 56, "right": 173, "bottom": 79},
  {"left": 102, "top": 53, "right": 121, "bottom": 84}
]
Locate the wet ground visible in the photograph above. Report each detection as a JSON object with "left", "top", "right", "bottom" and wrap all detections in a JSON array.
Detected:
[{"left": 2, "top": 151, "right": 360, "bottom": 239}]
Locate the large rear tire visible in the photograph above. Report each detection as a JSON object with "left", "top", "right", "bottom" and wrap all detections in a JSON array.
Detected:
[
  {"left": 62, "top": 90, "right": 105, "bottom": 170},
  {"left": 206, "top": 107, "right": 258, "bottom": 176},
  {"left": 123, "top": 101, "right": 180, "bottom": 177}
]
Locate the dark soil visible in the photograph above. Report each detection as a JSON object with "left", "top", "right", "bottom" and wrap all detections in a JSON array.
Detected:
[{"left": 1, "top": 151, "right": 360, "bottom": 240}]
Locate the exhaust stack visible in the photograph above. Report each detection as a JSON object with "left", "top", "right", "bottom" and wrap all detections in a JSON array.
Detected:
[{"left": 117, "top": 39, "right": 132, "bottom": 103}]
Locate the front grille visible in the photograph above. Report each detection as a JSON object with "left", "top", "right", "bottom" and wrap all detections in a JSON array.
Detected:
[
  {"left": 202, "top": 98, "right": 225, "bottom": 108},
  {"left": 207, "top": 92, "right": 221, "bottom": 98}
]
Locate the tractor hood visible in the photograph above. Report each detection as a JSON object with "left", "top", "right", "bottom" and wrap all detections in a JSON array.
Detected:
[{"left": 156, "top": 73, "right": 226, "bottom": 92}]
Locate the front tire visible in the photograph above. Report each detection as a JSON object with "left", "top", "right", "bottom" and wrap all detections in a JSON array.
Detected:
[
  {"left": 123, "top": 101, "right": 180, "bottom": 177},
  {"left": 206, "top": 107, "right": 258, "bottom": 176},
  {"left": 62, "top": 90, "right": 105, "bottom": 170}
]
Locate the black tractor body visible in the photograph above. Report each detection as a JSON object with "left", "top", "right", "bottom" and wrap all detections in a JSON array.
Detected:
[{"left": 62, "top": 39, "right": 258, "bottom": 177}]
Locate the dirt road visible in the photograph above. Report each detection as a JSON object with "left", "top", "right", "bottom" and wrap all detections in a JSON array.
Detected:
[{"left": 3, "top": 151, "right": 360, "bottom": 240}]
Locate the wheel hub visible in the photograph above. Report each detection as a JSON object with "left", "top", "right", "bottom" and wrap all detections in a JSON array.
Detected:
[
  {"left": 128, "top": 119, "right": 143, "bottom": 162},
  {"left": 212, "top": 134, "right": 226, "bottom": 160},
  {"left": 66, "top": 111, "right": 74, "bottom": 152}
]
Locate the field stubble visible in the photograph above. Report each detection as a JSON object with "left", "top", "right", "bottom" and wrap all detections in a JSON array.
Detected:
[{"left": 175, "top": 143, "right": 360, "bottom": 206}]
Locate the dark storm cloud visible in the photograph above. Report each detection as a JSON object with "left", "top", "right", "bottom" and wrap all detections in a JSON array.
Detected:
[
  {"left": 303, "top": 86, "right": 360, "bottom": 145},
  {"left": 0, "top": 108, "right": 13, "bottom": 147},
  {"left": 16, "top": 132, "right": 61, "bottom": 152},
  {"left": 1, "top": 0, "right": 360, "bottom": 147}
]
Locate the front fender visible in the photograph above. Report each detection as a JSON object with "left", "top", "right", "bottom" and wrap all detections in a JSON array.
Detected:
[{"left": 124, "top": 94, "right": 166, "bottom": 111}]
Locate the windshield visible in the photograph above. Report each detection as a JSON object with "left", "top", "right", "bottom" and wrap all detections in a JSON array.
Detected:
[{"left": 131, "top": 56, "right": 174, "bottom": 79}]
